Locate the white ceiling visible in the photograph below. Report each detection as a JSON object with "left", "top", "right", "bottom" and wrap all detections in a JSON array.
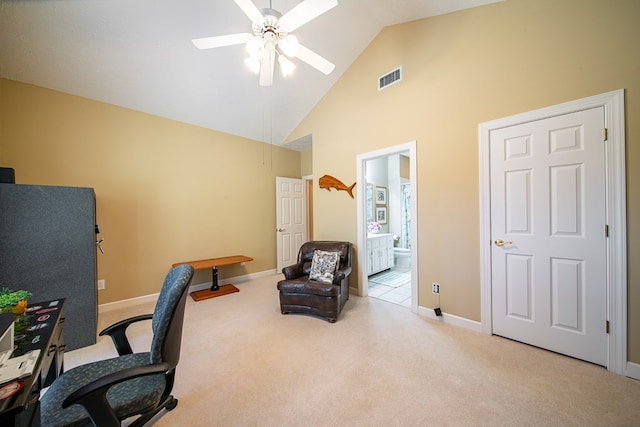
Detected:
[{"left": 0, "top": 0, "right": 501, "bottom": 149}]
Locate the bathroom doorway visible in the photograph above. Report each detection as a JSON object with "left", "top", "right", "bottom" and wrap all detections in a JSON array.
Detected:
[{"left": 356, "top": 141, "right": 418, "bottom": 313}]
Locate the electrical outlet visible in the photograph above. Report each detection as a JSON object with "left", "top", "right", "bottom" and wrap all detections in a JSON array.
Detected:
[
  {"left": 432, "top": 282, "right": 440, "bottom": 294},
  {"left": 98, "top": 279, "right": 105, "bottom": 290}
]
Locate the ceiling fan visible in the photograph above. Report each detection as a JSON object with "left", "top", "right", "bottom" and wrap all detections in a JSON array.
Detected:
[{"left": 192, "top": 0, "right": 337, "bottom": 86}]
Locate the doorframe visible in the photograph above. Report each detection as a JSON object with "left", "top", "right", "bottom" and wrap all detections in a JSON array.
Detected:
[
  {"left": 356, "top": 141, "right": 418, "bottom": 314},
  {"left": 478, "top": 89, "right": 627, "bottom": 375},
  {"left": 303, "top": 175, "right": 314, "bottom": 241}
]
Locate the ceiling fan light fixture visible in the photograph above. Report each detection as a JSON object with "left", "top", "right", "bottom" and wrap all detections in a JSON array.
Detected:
[
  {"left": 244, "top": 57, "right": 261, "bottom": 74},
  {"left": 279, "top": 34, "right": 299, "bottom": 57},
  {"left": 278, "top": 54, "right": 296, "bottom": 77},
  {"left": 246, "top": 37, "right": 265, "bottom": 60}
]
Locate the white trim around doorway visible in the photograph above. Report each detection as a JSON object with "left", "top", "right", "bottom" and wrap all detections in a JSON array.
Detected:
[
  {"left": 478, "top": 89, "right": 628, "bottom": 376},
  {"left": 356, "top": 141, "right": 418, "bottom": 314}
]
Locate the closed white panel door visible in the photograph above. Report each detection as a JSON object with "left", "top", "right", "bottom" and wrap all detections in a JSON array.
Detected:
[
  {"left": 490, "top": 107, "right": 607, "bottom": 366},
  {"left": 276, "top": 177, "right": 306, "bottom": 272}
]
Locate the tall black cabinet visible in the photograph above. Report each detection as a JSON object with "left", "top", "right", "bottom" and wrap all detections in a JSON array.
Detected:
[{"left": 0, "top": 184, "right": 97, "bottom": 351}]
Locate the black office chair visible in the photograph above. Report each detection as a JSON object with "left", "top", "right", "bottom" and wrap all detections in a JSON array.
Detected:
[{"left": 40, "top": 264, "right": 194, "bottom": 427}]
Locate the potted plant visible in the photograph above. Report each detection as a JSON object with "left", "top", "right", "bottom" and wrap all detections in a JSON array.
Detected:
[{"left": 0, "top": 287, "right": 32, "bottom": 315}]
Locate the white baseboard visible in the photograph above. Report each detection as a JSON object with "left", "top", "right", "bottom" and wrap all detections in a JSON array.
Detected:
[
  {"left": 98, "top": 293, "right": 159, "bottom": 313},
  {"left": 98, "top": 269, "right": 278, "bottom": 314},
  {"left": 346, "top": 286, "right": 483, "bottom": 333},
  {"left": 625, "top": 361, "right": 640, "bottom": 380},
  {"left": 415, "top": 305, "right": 640, "bottom": 380},
  {"left": 418, "top": 305, "right": 483, "bottom": 333}
]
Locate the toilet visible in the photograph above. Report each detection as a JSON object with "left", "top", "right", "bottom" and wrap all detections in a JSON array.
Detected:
[{"left": 393, "top": 247, "right": 411, "bottom": 270}]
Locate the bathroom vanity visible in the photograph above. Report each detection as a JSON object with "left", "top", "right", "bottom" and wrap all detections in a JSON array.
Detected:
[{"left": 367, "top": 233, "right": 395, "bottom": 275}]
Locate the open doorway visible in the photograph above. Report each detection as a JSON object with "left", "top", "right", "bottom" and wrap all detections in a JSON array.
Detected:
[{"left": 356, "top": 141, "right": 418, "bottom": 314}]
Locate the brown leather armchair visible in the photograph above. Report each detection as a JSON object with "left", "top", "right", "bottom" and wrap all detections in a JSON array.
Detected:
[{"left": 277, "top": 241, "right": 353, "bottom": 323}]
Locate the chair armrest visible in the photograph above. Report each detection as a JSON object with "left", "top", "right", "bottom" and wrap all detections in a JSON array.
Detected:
[
  {"left": 282, "top": 263, "right": 304, "bottom": 280},
  {"left": 99, "top": 314, "right": 153, "bottom": 356},
  {"left": 61, "top": 362, "right": 171, "bottom": 427},
  {"left": 334, "top": 265, "right": 352, "bottom": 283}
]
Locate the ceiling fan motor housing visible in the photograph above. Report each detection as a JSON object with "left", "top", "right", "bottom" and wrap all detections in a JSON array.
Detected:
[
  {"left": 252, "top": 8, "right": 292, "bottom": 54},
  {"left": 254, "top": 8, "right": 284, "bottom": 37}
]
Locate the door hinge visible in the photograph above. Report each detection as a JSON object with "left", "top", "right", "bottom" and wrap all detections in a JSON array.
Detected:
[
  {"left": 603, "top": 128, "right": 608, "bottom": 141},
  {"left": 605, "top": 224, "right": 609, "bottom": 237},
  {"left": 606, "top": 320, "right": 610, "bottom": 334}
]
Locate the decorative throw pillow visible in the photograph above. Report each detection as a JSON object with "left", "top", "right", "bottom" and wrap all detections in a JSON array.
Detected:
[{"left": 309, "top": 250, "right": 340, "bottom": 284}]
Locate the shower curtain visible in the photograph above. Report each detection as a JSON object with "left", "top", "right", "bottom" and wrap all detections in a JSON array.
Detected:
[{"left": 400, "top": 183, "right": 411, "bottom": 249}]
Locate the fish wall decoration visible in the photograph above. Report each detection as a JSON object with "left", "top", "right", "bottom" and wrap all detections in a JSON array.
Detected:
[{"left": 319, "top": 175, "right": 356, "bottom": 198}]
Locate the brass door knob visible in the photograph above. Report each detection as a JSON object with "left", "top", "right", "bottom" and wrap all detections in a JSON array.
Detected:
[{"left": 494, "top": 239, "right": 513, "bottom": 247}]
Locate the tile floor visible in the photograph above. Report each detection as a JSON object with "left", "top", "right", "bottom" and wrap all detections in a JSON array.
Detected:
[{"left": 368, "top": 269, "right": 412, "bottom": 308}]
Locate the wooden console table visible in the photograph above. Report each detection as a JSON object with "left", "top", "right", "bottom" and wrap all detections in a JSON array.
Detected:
[{"left": 172, "top": 255, "right": 253, "bottom": 302}]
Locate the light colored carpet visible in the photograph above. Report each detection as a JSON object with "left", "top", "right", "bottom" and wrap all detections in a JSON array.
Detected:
[
  {"left": 65, "top": 273, "right": 640, "bottom": 426},
  {"left": 368, "top": 270, "right": 411, "bottom": 287}
]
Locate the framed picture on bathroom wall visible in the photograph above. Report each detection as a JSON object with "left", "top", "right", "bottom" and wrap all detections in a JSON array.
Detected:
[
  {"left": 376, "top": 207, "right": 387, "bottom": 224},
  {"left": 375, "top": 186, "right": 387, "bottom": 205}
]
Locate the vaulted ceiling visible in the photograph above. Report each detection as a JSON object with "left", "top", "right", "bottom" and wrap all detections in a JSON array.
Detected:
[{"left": 0, "top": 0, "right": 501, "bottom": 149}]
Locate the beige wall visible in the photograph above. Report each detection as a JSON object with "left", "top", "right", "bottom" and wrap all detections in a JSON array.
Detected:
[
  {"left": 300, "top": 149, "right": 312, "bottom": 177},
  {"left": 287, "top": 0, "right": 640, "bottom": 362},
  {"left": 400, "top": 155, "right": 409, "bottom": 181},
  {"left": 0, "top": 79, "right": 301, "bottom": 303}
]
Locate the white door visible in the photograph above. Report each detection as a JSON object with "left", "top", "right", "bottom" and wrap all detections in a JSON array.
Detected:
[
  {"left": 490, "top": 107, "right": 607, "bottom": 366},
  {"left": 276, "top": 177, "right": 307, "bottom": 272}
]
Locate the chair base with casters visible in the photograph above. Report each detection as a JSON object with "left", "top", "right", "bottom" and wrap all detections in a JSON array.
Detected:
[
  {"left": 277, "top": 241, "right": 352, "bottom": 323},
  {"left": 40, "top": 264, "right": 194, "bottom": 427}
]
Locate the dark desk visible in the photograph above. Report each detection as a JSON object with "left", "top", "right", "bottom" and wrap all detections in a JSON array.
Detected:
[{"left": 0, "top": 299, "right": 65, "bottom": 427}]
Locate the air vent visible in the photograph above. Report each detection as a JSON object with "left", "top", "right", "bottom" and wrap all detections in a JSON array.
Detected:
[{"left": 378, "top": 67, "right": 402, "bottom": 90}]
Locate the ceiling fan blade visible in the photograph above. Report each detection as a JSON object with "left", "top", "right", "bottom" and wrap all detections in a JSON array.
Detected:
[
  {"left": 295, "top": 44, "right": 335, "bottom": 75},
  {"left": 192, "top": 33, "right": 253, "bottom": 49},
  {"left": 279, "top": 0, "right": 338, "bottom": 32},
  {"left": 260, "top": 50, "right": 275, "bottom": 86},
  {"left": 234, "top": 0, "right": 265, "bottom": 26}
]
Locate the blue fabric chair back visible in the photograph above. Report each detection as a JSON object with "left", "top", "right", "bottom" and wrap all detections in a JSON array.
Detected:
[{"left": 150, "top": 264, "right": 194, "bottom": 366}]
